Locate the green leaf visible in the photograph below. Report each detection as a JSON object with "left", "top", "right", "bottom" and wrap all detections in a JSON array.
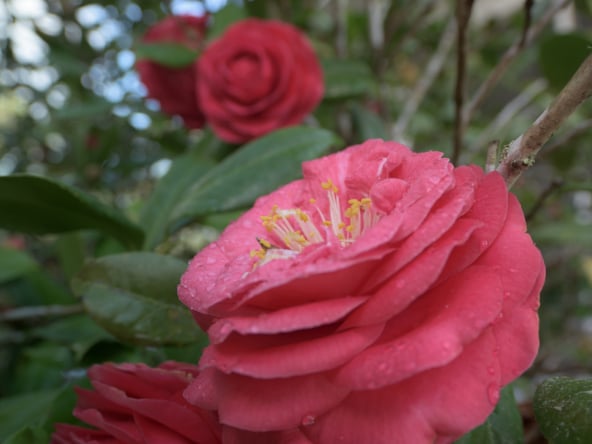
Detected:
[
  {"left": 534, "top": 376, "right": 592, "bottom": 444},
  {"left": 0, "top": 175, "right": 144, "bottom": 249},
  {"left": 4, "top": 426, "right": 49, "bottom": 444},
  {"left": 171, "top": 126, "right": 336, "bottom": 224},
  {"left": 72, "top": 252, "right": 203, "bottom": 346},
  {"left": 208, "top": 3, "right": 248, "bottom": 40},
  {"left": 539, "top": 33, "right": 592, "bottom": 90},
  {"left": 0, "top": 389, "right": 61, "bottom": 441},
  {"left": 10, "top": 343, "right": 74, "bottom": 394},
  {"left": 350, "top": 103, "right": 387, "bottom": 140},
  {"left": 244, "top": 0, "right": 268, "bottom": 17},
  {"left": 0, "top": 247, "right": 37, "bottom": 284},
  {"left": 140, "top": 152, "right": 217, "bottom": 250},
  {"left": 454, "top": 385, "right": 523, "bottom": 444},
  {"left": 322, "top": 59, "right": 374, "bottom": 99},
  {"left": 135, "top": 42, "right": 199, "bottom": 68},
  {"left": 31, "top": 314, "right": 114, "bottom": 360},
  {"left": 53, "top": 99, "right": 113, "bottom": 120}
]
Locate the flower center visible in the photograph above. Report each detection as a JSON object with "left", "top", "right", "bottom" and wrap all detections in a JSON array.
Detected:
[{"left": 250, "top": 179, "right": 381, "bottom": 266}]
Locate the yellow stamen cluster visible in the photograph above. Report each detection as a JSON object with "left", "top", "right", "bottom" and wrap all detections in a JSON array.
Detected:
[{"left": 250, "top": 179, "right": 380, "bottom": 266}]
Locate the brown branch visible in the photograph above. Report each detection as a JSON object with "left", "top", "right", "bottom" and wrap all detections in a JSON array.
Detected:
[
  {"left": 497, "top": 54, "right": 592, "bottom": 187},
  {"left": 462, "top": 0, "right": 572, "bottom": 128},
  {"left": 452, "top": 0, "right": 474, "bottom": 165},
  {"left": 519, "top": 0, "right": 535, "bottom": 48}
]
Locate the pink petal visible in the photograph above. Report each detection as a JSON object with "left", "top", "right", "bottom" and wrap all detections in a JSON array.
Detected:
[
  {"left": 74, "top": 405, "right": 142, "bottom": 443},
  {"left": 208, "top": 296, "right": 367, "bottom": 343},
  {"left": 304, "top": 330, "right": 502, "bottom": 444},
  {"left": 335, "top": 265, "right": 503, "bottom": 390},
  {"left": 343, "top": 217, "right": 480, "bottom": 327},
  {"left": 436, "top": 171, "right": 509, "bottom": 282},
  {"left": 134, "top": 414, "right": 193, "bottom": 444},
  {"left": 222, "top": 426, "right": 313, "bottom": 444},
  {"left": 201, "top": 323, "right": 384, "bottom": 378},
  {"left": 185, "top": 371, "right": 349, "bottom": 432},
  {"left": 359, "top": 166, "right": 479, "bottom": 291}
]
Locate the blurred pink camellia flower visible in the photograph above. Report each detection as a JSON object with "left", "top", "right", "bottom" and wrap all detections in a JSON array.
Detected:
[
  {"left": 51, "top": 361, "right": 221, "bottom": 444},
  {"left": 136, "top": 15, "right": 207, "bottom": 129},
  {"left": 178, "top": 139, "right": 544, "bottom": 443},
  {"left": 197, "top": 19, "right": 324, "bottom": 144}
]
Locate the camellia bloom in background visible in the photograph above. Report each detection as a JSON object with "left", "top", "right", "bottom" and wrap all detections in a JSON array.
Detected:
[
  {"left": 197, "top": 19, "right": 324, "bottom": 144},
  {"left": 51, "top": 361, "right": 221, "bottom": 444},
  {"left": 179, "top": 140, "right": 545, "bottom": 443},
  {"left": 136, "top": 15, "right": 207, "bottom": 129}
]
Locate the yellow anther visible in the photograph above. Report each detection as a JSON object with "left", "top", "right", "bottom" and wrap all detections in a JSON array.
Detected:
[
  {"left": 257, "top": 237, "right": 273, "bottom": 250},
  {"left": 321, "top": 179, "right": 339, "bottom": 193},
  {"left": 296, "top": 209, "right": 309, "bottom": 222},
  {"left": 323, "top": 220, "right": 332, "bottom": 226},
  {"left": 250, "top": 249, "right": 266, "bottom": 259},
  {"left": 309, "top": 198, "right": 316, "bottom": 204}
]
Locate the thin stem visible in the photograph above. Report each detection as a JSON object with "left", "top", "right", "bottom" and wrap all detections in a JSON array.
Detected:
[
  {"left": 386, "top": 1, "right": 438, "bottom": 68},
  {"left": 463, "top": 0, "right": 572, "bottom": 128},
  {"left": 0, "top": 304, "right": 84, "bottom": 322},
  {"left": 334, "top": 0, "right": 349, "bottom": 58},
  {"left": 452, "top": 0, "right": 474, "bottom": 165},
  {"left": 497, "top": 53, "right": 592, "bottom": 187},
  {"left": 391, "top": 18, "right": 456, "bottom": 141}
]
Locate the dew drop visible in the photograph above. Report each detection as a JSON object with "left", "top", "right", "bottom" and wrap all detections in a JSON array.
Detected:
[
  {"left": 480, "top": 240, "right": 489, "bottom": 249},
  {"left": 487, "top": 366, "right": 495, "bottom": 376},
  {"left": 206, "top": 256, "right": 217, "bottom": 265},
  {"left": 487, "top": 384, "right": 500, "bottom": 404},
  {"left": 301, "top": 414, "right": 316, "bottom": 426}
]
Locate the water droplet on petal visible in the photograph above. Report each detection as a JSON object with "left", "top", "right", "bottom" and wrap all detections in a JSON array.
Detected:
[
  {"left": 480, "top": 240, "right": 489, "bottom": 249},
  {"left": 487, "top": 366, "right": 495, "bottom": 376},
  {"left": 301, "top": 414, "right": 316, "bottom": 426},
  {"left": 206, "top": 256, "right": 217, "bottom": 265},
  {"left": 487, "top": 384, "right": 500, "bottom": 404}
]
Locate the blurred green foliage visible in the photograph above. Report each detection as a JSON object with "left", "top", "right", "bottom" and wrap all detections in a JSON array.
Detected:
[{"left": 0, "top": 0, "right": 591, "bottom": 442}]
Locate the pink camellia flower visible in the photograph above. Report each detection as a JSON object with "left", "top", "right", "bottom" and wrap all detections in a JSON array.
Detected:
[
  {"left": 51, "top": 361, "right": 221, "bottom": 444},
  {"left": 178, "top": 139, "right": 544, "bottom": 443},
  {"left": 136, "top": 15, "right": 207, "bottom": 129},
  {"left": 197, "top": 19, "right": 324, "bottom": 144}
]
